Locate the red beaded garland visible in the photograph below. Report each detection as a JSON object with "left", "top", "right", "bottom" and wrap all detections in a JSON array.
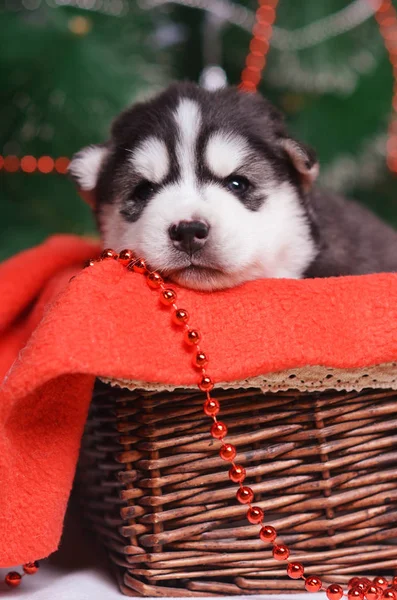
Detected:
[
  {"left": 273, "top": 544, "right": 290, "bottom": 561},
  {"left": 210, "top": 421, "right": 228, "bottom": 439},
  {"left": 259, "top": 525, "right": 277, "bottom": 543},
  {"left": 219, "top": 443, "right": 237, "bottom": 461},
  {"left": 236, "top": 485, "right": 254, "bottom": 504},
  {"left": 23, "top": 561, "right": 39, "bottom": 575},
  {"left": 287, "top": 562, "right": 304, "bottom": 579},
  {"left": 247, "top": 506, "right": 264, "bottom": 524},
  {"left": 305, "top": 576, "right": 322, "bottom": 593},
  {"left": 5, "top": 572, "right": 22, "bottom": 588},
  {"left": 229, "top": 464, "right": 246, "bottom": 483}
]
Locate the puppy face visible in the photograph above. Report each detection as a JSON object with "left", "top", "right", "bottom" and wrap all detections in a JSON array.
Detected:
[{"left": 69, "top": 83, "right": 319, "bottom": 290}]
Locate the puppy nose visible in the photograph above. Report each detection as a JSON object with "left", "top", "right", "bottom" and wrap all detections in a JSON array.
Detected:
[{"left": 169, "top": 220, "right": 210, "bottom": 254}]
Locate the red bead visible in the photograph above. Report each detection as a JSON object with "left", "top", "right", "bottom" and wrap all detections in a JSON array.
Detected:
[
  {"left": 184, "top": 329, "right": 201, "bottom": 345},
  {"left": 259, "top": 525, "right": 277, "bottom": 543},
  {"left": 272, "top": 544, "right": 290, "bottom": 561},
  {"left": 305, "top": 576, "right": 322, "bottom": 593},
  {"left": 382, "top": 592, "right": 397, "bottom": 600},
  {"left": 203, "top": 398, "right": 220, "bottom": 417},
  {"left": 348, "top": 588, "right": 364, "bottom": 600},
  {"left": 84, "top": 259, "right": 96, "bottom": 268},
  {"left": 199, "top": 375, "right": 214, "bottom": 392},
  {"left": 210, "top": 421, "right": 227, "bottom": 439},
  {"left": 374, "top": 579, "right": 389, "bottom": 591},
  {"left": 393, "top": 578, "right": 397, "bottom": 586},
  {"left": 172, "top": 308, "right": 189, "bottom": 325},
  {"left": 128, "top": 258, "right": 147, "bottom": 274},
  {"left": 193, "top": 351, "right": 209, "bottom": 368},
  {"left": 247, "top": 506, "right": 264, "bottom": 524},
  {"left": 160, "top": 288, "right": 177, "bottom": 305},
  {"left": 287, "top": 562, "right": 304, "bottom": 579},
  {"left": 219, "top": 443, "right": 236, "bottom": 461},
  {"left": 327, "top": 584, "right": 344, "bottom": 600},
  {"left": 5, "top": 572, "right": 22, "bottom": 588},
  {"left": 118, "top": 249, "right": 134, "bottom": 265},
  {"left": 236, "top": 485, "right": 254, "bottom": 504},
  {"left": 100, "top": 248, "right": 118, "bottom": 260},
  {"left": 147, "top": 272, "right": 163, "bottom": 289},
  {"left": 366, "top": 585, "right": 382, "bottom": 600},
  {"left": 350, "top": 579, "right": 361, "bottom": 589},
  {"left": 23, "top": 561, "right": 39, "bottom": 575},
  {"left": 229, "top": 464, "right": 246, "bottom": 483}
]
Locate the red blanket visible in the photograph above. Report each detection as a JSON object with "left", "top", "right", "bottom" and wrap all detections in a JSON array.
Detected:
[{"left": 1, "top": 234, "right": 397, "bottom": 567}]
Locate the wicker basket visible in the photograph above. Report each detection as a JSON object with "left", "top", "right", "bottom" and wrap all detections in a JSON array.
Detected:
[{"left": 78, "top": 379, "right": 397, "bottom": 596}]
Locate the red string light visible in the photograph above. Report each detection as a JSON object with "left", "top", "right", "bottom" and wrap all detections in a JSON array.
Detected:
[
  {"left": 0, "top": 155, "right": 69, "bottom": 174},
  {"left": 239, "top": 0, "right": 279, "bottom": 93},
  {"left": 372, "top": 0, "right": 397, "bottom": 173}
]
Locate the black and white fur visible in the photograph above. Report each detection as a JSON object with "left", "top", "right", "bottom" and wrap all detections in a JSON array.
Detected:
[{"left": 69, "top": 82, "right": 397, "bottom": 290}]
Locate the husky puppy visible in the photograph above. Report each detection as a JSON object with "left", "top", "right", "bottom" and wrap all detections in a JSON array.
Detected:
[{"left": 69, "top": 82, "right": 397, "bottom": 290}]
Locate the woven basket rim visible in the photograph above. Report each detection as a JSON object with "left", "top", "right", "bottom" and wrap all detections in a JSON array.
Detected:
[{"left": 100, "top": 360, "right": 397, "bottom": 394}]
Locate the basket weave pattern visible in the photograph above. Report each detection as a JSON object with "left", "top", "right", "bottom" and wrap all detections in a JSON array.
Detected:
[{"left": 79, "top": 382, "right": 397, "bottom": 596}]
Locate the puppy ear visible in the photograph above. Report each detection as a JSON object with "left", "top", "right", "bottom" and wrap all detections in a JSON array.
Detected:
[
  {"left": 280, "top": 138, "right": 319, "bottom": 191},
  {"left": 68, "top": 145, "right": 108, "bottom": 208}
]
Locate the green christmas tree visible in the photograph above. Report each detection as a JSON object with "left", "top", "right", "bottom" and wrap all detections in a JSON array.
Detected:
[{"left": 1, "top": 0, "right": 396, "bottom": 260}]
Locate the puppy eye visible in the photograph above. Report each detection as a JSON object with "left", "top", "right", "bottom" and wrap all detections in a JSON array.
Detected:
[
  {"left": 133, "top": 180, "right": 155, "bottom": 202},
  {"left": 225, "top": 175, "right": 250, "bottom": 195}
]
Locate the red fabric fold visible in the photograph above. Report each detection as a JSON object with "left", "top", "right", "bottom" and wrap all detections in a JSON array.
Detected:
[{"left": 0, "top": 235, "right": 396, "bottom": 566}]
